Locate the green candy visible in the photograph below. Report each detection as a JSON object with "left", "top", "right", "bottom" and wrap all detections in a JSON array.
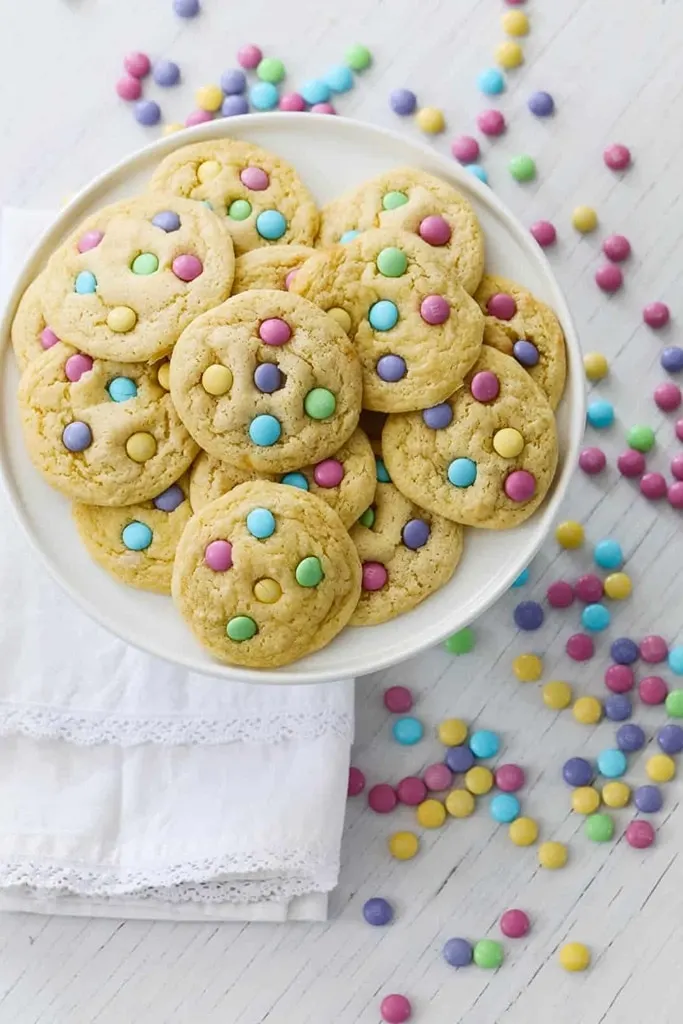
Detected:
[
  {"left": 257, "top": 57, "right": 285, "bottom": 84},
  {"left": 228, "top": 199, "right": 252, "bottom": 221},
  {"left": 382, "top": 190, "right": 409, "bottom": 211},
  {"left": 627, "top": 424, "right": 655, "bottom": 452},
  {"left": 304, "top": 387, "right": 336, "bottom": 420},
  {"left": 444, "top": 627, "right": 475, "bottom": 655},
  {"left": 584, "top": 813, "right": 614, "bottom": 842},
  {"left": 131, "top": 252, "right": 159, "bottom": 275},
  {"left": 295, "top": 556, "right": 324, "bottom": 588},
  {"left": 344, "top": 44, "right": 372, "bottom": 72},
  {"left": 665, "top": 689, "right": 683, "bottom": 718},
  {"left": 226, "top": 616, "right": 258, "bottom": 642},
  {"left": 473, "top": 939, "right": 503, "bottom": 969},
  {"left": 376, "top": 246, "right": 408, "bottom": 278},
  {"left": 508, "top": 154, "right": 536, "bottom": 182},
  {"left": 359, "top": 507, "right": 375, "bottom": 528}
]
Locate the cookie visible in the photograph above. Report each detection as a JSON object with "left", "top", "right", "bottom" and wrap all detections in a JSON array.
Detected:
[
  {"left": 11, "top": 273, "right": 70, "bottom": 370},
  {"left": 19, "top": 345, "right": 198, "bottom": 506},
  {"left": 474, "top": 275, "right": 567, "bottom": 410},
  {"left": 72, "top": 474, "right": 192, "bottom": 593},
  {"left": 381, "top": 347, "right": 558, "bottom": 529},
  {"left": 39, "top": 194, "right": 235, "bottom": 363},
  {"left": 291, "top": 229, "right": 484, "bottom": 412},
  {"left": 190, "top": 427, "right": 375, "bottom": 528},
  {"left": 172, "top": 481, "right": 362, "bottom": 668},
  {"left": 232, "top": 244, "right": 316, "bottom": 294},
  {"left": 317, "top": 167, "right": 485, "bottom": 295},
  {"left": 350, "top": 480, "right": 464, "bottom": 625},
  {"left": 149, "top": 140, "right": 319, "bottom": 256},
  {"left": 170, "top": 290, "right": 363, "bottom": 473}
]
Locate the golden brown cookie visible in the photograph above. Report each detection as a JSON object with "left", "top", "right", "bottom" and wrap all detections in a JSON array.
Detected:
[
  {"left": 169, "top": 290, "right": 362, "bottom": 473},
  {"left": 291, "top": 229, "right": 483, "bottom": 412},
  {"left": 317, "top": 167, "right": 484, "bottom": 294},
  {"left": 172, "top": 481, "right": 362, "bottom": 668},
  {"left": 11, "top": 273, "right": 70, "bottom": 370},
  {"left": 232, "top": 244, "right": 316, "bottom": 294},
  {"left": 149, "top": 140, "right": 319, "bottom": 256},
  {"left": 474, "top": 275, "right": 566, "bottom": 410},
  {"left": 382, "top": 347, "right": 558, "bottom": 529}
]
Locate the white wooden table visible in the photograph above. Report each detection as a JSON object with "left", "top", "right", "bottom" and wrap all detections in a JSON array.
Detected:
[{"left": 2, "top": 1, "right": 683, "bottom": 1020}]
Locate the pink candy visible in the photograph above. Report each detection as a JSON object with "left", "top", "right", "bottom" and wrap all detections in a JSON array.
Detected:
[
  {"left": 380, "top": 994, "right": 412, "bottom": 1024},
  {"left": 640, "top": 472, "right": 667, "bottom": 499},
  {"left": 237, "top": 44, "right": 263, "bottom": 69},
  {"left": 314, "top": 459, "right": 344, "bottom": 488},
  {"left": 677, "top": 419, "right": 683, "bottom": 442},
  {"left": 240, "top": 166, "right": 270, "bottom": 190},
  {"left": 575, "top": 574, "right": 604, "bottom": 604},
  {"left": 77, "top": 230, "right": 104, "bottom": 253},
  {"left": 566, "top": 633, "right": 594, "bottom": 661},
  {"left": 477, "top": 109, "right": 506, "bottom": 136},
  {"left": 397, "top": 776, "right": 428, "bottom": 805},
  {"left": 451, "top": 135, "right": 480, "bottom": 163},
  {"left": 643, "top": 302, "right": 670, "bottom": 329},
  {"left": 486, "top": 293, "right": 516, "bottom": 320},
  {"left": 500, "top": 908, "right": 530, "bottom": 938},
  {"left": 505, "top": 470, "right": 536, "bottom": 502},
  {"left": 116, "top": 74, "right": 142, "bottom": 101},
  {"left": 40, "top": 327, "right": 60, "bottom": 350},
  {"left": 595, "top": 264, "right": 623, "bottom": 293},
  {"left": 579, "top": 447, "right": 606, "bottom": 474},
  {"left": 259, "top": 317, "right": 291, "bottom": 346},
  {"left": 312, "top": 102, "right": 337, "bottom": 114},
  {"left": 368, "top": 783, "right": 398, "bottom": 814},
  {"left": 172, "top": 253, "right": 203, "bottom": 281},
  {"left": 363, "top": 561, "right": 388, "bottom": 591},
  {"left": 671, "top": 454, "right": 683, "bottom": 480},
  {"left": 384, "top": 686, "right": 413, "bottom": 713},
  {"left": 603, "top": 143, "right": 631, "bottom": 171},
  {"left": 640, "top": 635, "right": 667, "bottom": 663},
  {"left": 420, "top": 295, "right": 450, "bottom": 324},
  {"left": 65, "top": 353, "right": 93, "bottom": 382},
  {"left": 546, "top": 580, "right": 574, "bottom": 608},
  {"left": 185, "top": 109, "right": 213, "bottom": 127},
  {"left": 348, "top": 766, "right": 366, "bottom": 796},
  {"left": 124, "top": 51, "right": 151, "bottom": 78},
  {"left": 602, "top": 234, "right": 631, "bottom": 262},
  {"left": 419, "top": 215, "right": 452, "bottom": 246},
  {"left": 639, "top": 675, "right": 668, "bottom": 705},
  {"left": 654, "top": 382, "right": 682, "bottom": 412},
  {"left": 279, "top": 92, "right": 306, "bottom": 111},
  {"left": 204, "top": 540, "right": 233, "bottom": 571},
  {"left": 470, "top": 371, "right": 500, "bottom": 402},
  {"left": 530, "top": 220, "right": 557, "bottom": 247},
  {"left": 625, "top": 820, "right": 655, "bottom": 849},
  {"left": 284, "top": 269, "right": 297, "bottom": 290},
  {"left": 668, "top": 482, "right": 683, "bottom": 509},
  {"left": 617, "top": 449, "right": 646, "bottom": 478},
  {"left": 495, "top": 764, "right": 525, "bottom": 792},
  {"left": 422, "top": 763, "right": 453, "bottom": 792},
  {"left": 605, "top": 664, "right": 635, "bottom": 693}
]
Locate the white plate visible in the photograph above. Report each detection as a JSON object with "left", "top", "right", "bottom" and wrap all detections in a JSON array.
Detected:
[{"left": 0, "top": 114, "right": 584, "bottom": 685}]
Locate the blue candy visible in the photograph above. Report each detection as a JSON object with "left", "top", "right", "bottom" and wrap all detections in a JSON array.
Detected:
[
  {"left": 668, "top": 646, "right": 683, "bottom": 675},
  {"left": 324, "top": 65, "right": 354, "bottom": 94},
  {"left": 246, "top": 507, "right": 276, "bottom": 539},
  {"left": 121, "top": 521, "right": 153, "bottom": 551},
  {"left": 597, "top": 748, "right": 627, "bottom": 779},
  {"left": 376, "top": 458, "right": 391, "bottom": 483},
  {"left": 256, "top": 209, "right": 287, "bottom": 240},
  {"left": 249, "top": 414, "right": 281, "bottom": 446},
  {"left": 587, "top": 399, "right": 615, "bottom": 429},
  {"left": 107, "top": 376, "right": 137, "bottom": 403},
  {"left": 489, "top": 793, "right": 520, "bottom": 823},
  {"left": 368, "top": 300, "right": 399, "bottom": 331},
  {"left": 465, "top": 164, "right": 488, "bottom": 184},
  {"left": 340, "top": 229, "right": 361, "bottom": 244},
  {"left": 477, "top": 68, "right": 505, "bottom": 95},
  {"left": 594, "top": 538, "right": 623, "bottom": 570},
  {"left": 447, "top": 458, "right": 477, "bottom": 488},
  {"left": 392, "top": 716, "right": 424, "bottom": 745},
  {"left": 249, "top": 81, "right": 279, "bottom": 110},
  {"left": 511, "top": 567, "right": 530, "bottom": 588},
  {"left": 469, "top": 729, "right": 500, "bottom": 759},
  {"left": 300, "top": 79, "right": 331, "bottom": 105},
  {"left": 281, "top": 472, "right": 309, "bottom": 490},
  {"left": 75, "top": 271, "right": 97, "bottom": 294},
  {"left": 582, "top": 603, "right": 611, "bottom": 632}
]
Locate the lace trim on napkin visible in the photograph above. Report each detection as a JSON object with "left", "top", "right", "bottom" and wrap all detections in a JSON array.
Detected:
[{"left": 0, "top": 703, "right": 353, "bottom": 746}]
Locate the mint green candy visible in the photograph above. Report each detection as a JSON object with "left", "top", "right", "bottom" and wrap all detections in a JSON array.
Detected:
[
  {"left": 584, "top": 813, "right": 614, "bottom": 842},
  {"left": 627, "top": 424, "right": 655, "bottom": 452},
  {"left": 295, "top": 556, "right": 324, "bottom": 588},
  {"left": 376, "top": 247, "right": 408, "bottom": 277},
  {"left": 227, "top": 616, "right": 258, "bottom": 642},
  {"left": 228, "top": 199, "right": 252, "bottom": 221},
  {"left": 473, "top": 939, "right": 503, "bottom": 969},
  {"left": 304, "top": 387, "right": 336, "bottom": 420},
  {"left": 665, "top": 689, "right": 683, "bottom": 718},
  {"left": 344, "top": 44, "right": 372, "bottom": 72},
  {"left": 359, "top": 507, "right": 375, "bottom": 528},
  {"left": 257, "top": 57, "right": 285, "bottom": 84},
  {"left": 508, "top": 154, "right": 536, "bottom": 182},
  {"left": 382, "top": 190, "right": 409, "bottom": 211},
  {"left": 131, "top": 252, "right": 159, "bottom": 275},
  {"left": 445, "top": 627, "right": 475, "bottom": 655}
]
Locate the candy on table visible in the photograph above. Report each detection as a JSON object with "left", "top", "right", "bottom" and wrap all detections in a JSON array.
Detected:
[
  {"left": 363, "top": 897, "right": 393, "bottom": 926},
  {"left": 669, "top": 646, "right": 683, "bottom": 674},
  {"left": 416, "top": 107, "right": 445, "bottom": 133},
  {"left": 658, "top": 722, "right": 683, "bottom": 752},
  {"left": 379, "top": 994, "right": 411, "bottom": 1024},
  {"left": 663, "top": 349, "right": 683, "bottom": 378},
  {"left": 473, "top": 939, "right": 504, "bottom": 969},
  {"left": 437, "top": 718, "right": 468, "bottom": 745},
  {"left": 490, "top": 793, "right": 521, "bottom": 823},
  {"left": 324, "top": 65, "right": 354, "bottom": 93},
  {"left": 547, "top": 580, "right": 574, "bottom": 608},
  {"left": 388, "top": 831, "right": 420, "bottom": 860},
  {"left": 595, "top": 264, "right": 623, "bottom": 293},
  {"left": 368, "top": 783, "right": 398, "bottom": 813},
  {"left": 173, "top": 0, "right": 200, "bottom": 16},
  {"left": 477, "top": 68, "right": 505, "bottom": 95},
  {"left": 543, "top": 680, "right": 573, "bottom": 709},
  {"left": 384, "top": 685, "right": 413, "bottom": 712},
  {"left": 646, "top": 754, "right": 675, "bottom": 783},
  {"left": 560, "top": 943, "right": 591, "bottom": 972},
  {"left": 451, "top": 135, "right": 480, "bottom": 163},
  {"left": 508, "top": 155, "right": 536, "bottom": 182},
  {"left": 465, "top": 766, "right": 494, "bottom": 795},
  {"left": 642, "top": 471, "right": 670, "bottom": 499},
  {"left": 469, "top": 729, "right": 500, "bottom": 759},
  {"left": 257, "top": 57, "right": 285, "bottom": 83},
  {"left": 389, "top": 89, "right": 417, "bottom": 115},
  {"left": 640, "top": 634, "right": 667, "bottom": 662},
  {"left": 185, "top": 109, "right": 213, "bottom": 126},
  {"left": 581, "top": 603, "right": 611, "bottom": 632},
  {"left": 348, "top": 766, "right": 366, "bottom": 796},
  {"left": 466, "top": 164, "right": 489, "bottom": 183},
  {"left": 502, "top": 9, "right": 529, "bottom": 35},
  {"left": 444, "top": 627, "right": 475, "bottom": 654},
  {"left": 477, "top": 109, "right": 506, "bottom": 136},
  {"left": 509, "top": 816, "right": 539, "bottom": 846},
  {"left": 573, "top": 695, "right": 603, "bottom": 725},
  {"left": 616, "top": 723, "right": 646, "bottom": 752},
  {"left": 601, "top": 234, "right": 631, "bottom": 262},
  {"left": 123, "top": 51, "right": 151, "bottom": 78},
  {"left": 135, "top": 100, "right": 161, "bottom": 126},
  {"left": 611, "top": 636, "right": 639, "bottom": 664},
  {"left": 639, "top": 675, "right": 668, "bottom": 705},
  {"left": 579, "top": 447, "right": 606, "bottom": 474},
  {"left": 345, "top": 44, "right": 372, "bottom": 71},
  {"left": 223, "top": 95, "right": 249, "bottom": 116},
  {"left": 668, "top": 482, "right": 683, "bottom": 508},
  {"left": 237, "top": 44, "right": 262, "bottom": 69},
  {"left": 495, "top": 764, "right": 525, "bottom": 792},
  {"left": 634, "top": 784, "right": 662, "bottom": 813},
  {"left": 566, "top": 633, "right": 595, "bottom": 661},
  {"left": 511, "top": 567, "right": 531, "bottom": 587},
  {"left": 604, "top": 572, "right": 632, "bottom": 599},
  {"left": 154, "top": 60, "right": 181, "bottom": 87},
  {"left": 572, "top": 206, "right": 598, "bottom": 233},
  {"left": 527, "top": 90, "right": 554, "bottom": 117},
  {"left": 300, "top": 79, "right": 331, "bottom": 105},
  {"left": 443, "top": 937, "right": 473, "bottom": 966},
  {"left": 604, "top": 694, "right": 633, "bottom": 722},
  {"left": 654, "top": 382, "right": 682, "bottom": 411},
  {"left": 513, "top": 601, "right": 544, "bottom": 631},
  {"left": 594, "top": 538, "right": 624, "bottom": 569},
  {"left": 250, "top": 82, "right": 279, "bottom": 111},
  {"left": 587, "top": 398, "right": 614, "bottom": 428},
  {"left": 575, "top": 574, "right": 604, "bottom": 603},
  {"left": 665, "top": 690, "right": 683, "bottom": 718},
  {"left": 584, "top": 352, "right": 609, "bottom": 381},
  {"left": 445, "top": 788, "right": 476, "bottom": 818},
  {"left": 195, "top": 83, "right": 223, "bottom": 112},
  {"left": 643, "top": 301, "right": 670, "bottom": 329},
  {"left": 423, "top": 763, "right": 453, "bottom": 791},
  {"left": 563, "top": 758, "right": 594, "bottom": 787},
  {"left": 602, "top": 781, "right": 631, "bottom": 808},
  {"left": 585, "top": 812, "right": 614, "bottom": 842},
  {"left": 606, "top": 664, "right": 635, "bottom": 696},
  {"left": 538, "top": 841, "right": 567, "bottom": 869},
  {"left": 676, "top": 419, "right": 683, "bottom": 441},
  {"left": 626, "top": 820, "right": 655, "bottom": 848},
  {"left": 397, "top": 777, "right": 428, "bottom": 806},
  {"left": 604, "top": 143, "right": 631, "bottom": 171},
  {"left": 597, "top": 748, "right": 627, "bottom": 778},
  {"left": 513, "top": 653, "right": 542, "bottom": 682},
  {"left": 219, "top": 68, "right": 246, "bottom": 95},
  {"left": 116, "top": 75, "right": 142, "bottom": 101},
  {"left": 495, "top": 40, "right": 524, "bottom": 68},
  {"left": 572, "top": 786, "right": 601, "bottom": 814},
  {"left": 556, "top": 520, "right": 584, "bottom": 549},
  {"left": 672, "top": 454, "right": 683, "bottom": 479},
  {"left": 445, "top": 744, "right": 475, "bottom": 773},
  {"left": 530, "top": 220, "right": 556, "bottom": 246},
  {"left": 500, "top": 909, "right": 530, "bottom": 938},
  {"left": 627, "top": 424, "right": 655, "bottom": 452},
  {"left": 392, "top": 716, "right": 424, "bottom": 745},
  {"left": 417, "top": 798, "right": 447, "bottom": 828}
]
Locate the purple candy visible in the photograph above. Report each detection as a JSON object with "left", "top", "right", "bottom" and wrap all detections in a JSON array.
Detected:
[
  {"left": 254, "top": 362, "right": 283, "bottom": 393},
  {"left": 153, "top": 60, "right": 180, "bottom": 87},
  {"left": 661, "top": 346, "right": 683, "bottom": 373},
  {"left": 422, "top": 403, "right": 453, "bottom": 429},
  {"left": 153, "top": 483, "right": 185, "bottom": 512},
  {"left": 513, "top": 600, "right": 544, "bottom": 631},
  {"left": 362, "top": 897, "right": 393, "bottom": 926},
  {"left": 222, "top": 94, "right": 250, "bottom": 116},
  {"left": 173, "top": 0, "right": 200, "bottom": 16},
  {"left": 377, "top": 354, "right": 406, "bottom": 382},
  {"left": 221, "top": 68, "right": 247, "bottom": 94},
  {"left": 470, "top": 370, "right": 500, "bottom": 403},
  {"left": 389, "top": 88, "right": 417, "bottom": 115},
  {"left": 528, "top": 90, "right": 554, "bottom": 116},
  {"left": 444, "top": 745, "right": 475, "bottom": 773},
  {"left": 443, "top": 938, "right": 473, "bottom": 967},
  {"left": 402, "top": 518, "right": 430, "bottom": 550},
  {"left": 616, "top": 723, "right": 645, "bottom": 752},
  {"left": 513, "top": 340, "right": 540, "bottom": 367},
  {"left": 62, "top": 420, "right": 92, "bottom": 452},
  {"left": 611, "top": 637, "right": 639, "bottom": 665},
  {"left": 604, "top": 694, "right": 633, "bottom": 722},
  {"left": 634, "top": 785, "right": 663, "bottom": 813},
  {"left": 420, "top": 295, "right": 450, "bottom": 325},
  {"left": 562, "top": 757, "right": 593, "bottom": 787},
  {"left": 134, "top": 100, "right": 161, "bottom": 126},
  {"left": 657, "top": 723, "right": 683, "bottom": 754},
  {"left": 152, "top": 210, "right": 181, "bottom": 232}
]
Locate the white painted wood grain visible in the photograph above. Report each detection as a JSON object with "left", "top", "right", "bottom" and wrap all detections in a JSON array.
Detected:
[{"left": 2, "top": 0, "right": 683, "bottom": 1020}]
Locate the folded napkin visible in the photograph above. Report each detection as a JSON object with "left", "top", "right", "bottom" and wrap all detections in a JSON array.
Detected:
[{"left": 0, "top": 207, "right": 354, "bottom": 921}]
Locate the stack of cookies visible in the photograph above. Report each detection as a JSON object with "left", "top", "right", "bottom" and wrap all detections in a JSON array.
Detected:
[{"left": 11, "top": 139, "right": 566, "bottom": 669}]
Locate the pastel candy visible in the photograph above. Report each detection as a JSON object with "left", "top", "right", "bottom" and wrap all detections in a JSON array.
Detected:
[{"left": 122, "top": 521, "right": 153, "bottom": 550}]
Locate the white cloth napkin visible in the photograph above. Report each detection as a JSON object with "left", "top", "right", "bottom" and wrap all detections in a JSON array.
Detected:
[{"left": 0, "top": 208, "right": 354, "bottom": 921}]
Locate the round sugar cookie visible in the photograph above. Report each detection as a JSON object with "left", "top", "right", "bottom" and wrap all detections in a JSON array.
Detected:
[
  {"left": 232, "top": 244, "right": 316, "bottom": 294},
  {"left": 291, "top": 229, "right": 483, "bottom": 412},
  {"left": 382, "top": 347, "right": 558, "bottom": 528},
  {"left": 11, "top": 273, "right": 70, "bottom": 370},
  {"left": 18, "top": 345, "right": 198, "bottom": 506},
  {"left": 317, "top": 167, "right": 485, "bottom": 294},
  {"left": 149, "top": 139, "right": 319, "bottom": 256},
  {"left": 172, "top": 481, "right": 362, "bottom": 668},
  {"left": 474, "top": 275, "right": 567, "bottom": 410},
  {"left": 169, "top": 290, "right": 363, "bottom": 473},
  {"left": 39, "top": 194, "right": 235, "bottom": 363},
  {"left": 350, "top": 480, "right": 464, "bottom": 625}
]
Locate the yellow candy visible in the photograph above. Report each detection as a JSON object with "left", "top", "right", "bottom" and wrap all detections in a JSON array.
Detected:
[
  {"left": 388, "top": 831, "right": 420, "bottom": 860},
  {"left": 571, "top": 786, "right": 601, "bottom": 815},
  {"left": 559, "top": 943, "right": 591, "bottom": 972},
  {"left": 437, "top": 718, "right": 468, "bottom": 747},
  {"left": 445, "top": 789, "right": 475, "bottom": 818},
  {"left": 163, "top": 122, "right": 184, "bottom": 136},
  {"left": 604, "top": 572, "right": 632, "bottom": 600},
  {"left": 502, "top": 10, "right": 529, "bottom": 36},
  {"left": 572, "top": 205, "right": 598, "bottom": 233},
  {"left": 196, "top": 85, "right": 223, "bottom": 112},
  {"left": 513, "top": 653, "right": 543, "bottom": 682},
  {"left": 157, "top": 362, "right": 171, "bottom": 391},
  {"left": 493, "top": 427, "right": 524, "bottom": 458},
  {"left": 107, "top": 306, "right": 137, "bottom": 333},
  {"left": 646, "top": 754, "right": 675, "bottom": 783},
  {"left": 583, "top": 352, "right": 609, "bottom": 381},
  {"left": 416, "top": 798, "right": 447, "bottom": 829},
  {"left": 538, "top": 841, "right": 567, "bottom": 869},
  {"left": 509, "top": 816, "right": 538, "bottom": 846},
  {"left": 601, "top": 781, "right": 630, "bottom": 809},
  {"left": 197, "top": 159, "right": 222, "bottom": 182},
  {"left": 465, "top": 766, "right": 494, "bottom": 796},
  {"left": 253, "top": 578, "right": 282, "bottom": 604},
  {"left": 126, "top": 432, "right": 157, "bottom": 463},
  {"left": 573, "top": 696, "right": 603, "bottom": 725},
  {"left": 555, "top": 520, "right": 584, "bottom": 549},
  {"left": 327, "top": 307, "right": 352, "bottom": 333},
  {"left": 416, "top": 106, "right": 445, "bottom": 134},
  {"left": 542, "top": 680, "right": 573, "bottom": 710},
  {"left": 202, "top": 364, "right": 233, "bottom": 396},
  {"left": 495, "top": 41, "right": 524, "bottom": 69}
]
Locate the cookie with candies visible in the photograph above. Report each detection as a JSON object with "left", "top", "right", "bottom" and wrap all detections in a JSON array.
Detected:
[
  {"left": 39, "top": 194, "right": 235, "bottom": 363},
  {"left": 190, "top": 428, "right": 375, "bottom": 529},
  {"left": 317, "top": 166, "right": 485, "bottom": 295},
  {"left": 149, "top": 139, "right": 319, "bottom": 256},
  {"left": 350, "top": 478, "right": 464, "bottom": 625},
  {"left": 11, "top": 273, "right": 69, "bottom": 370},
  {"left": 170, "top": 290, "right": 362, "bottom": 473},
  {"left": 172, "top": 481, "right": 362, "bottom": 668},
  {"left": 382, "top": 347, "right": 558, "bottom": 529},
  {"left": 474, "top": 275, "right": 567, "bottom": 410},
  {"left": 232, "top": 244, "right": 316, "bottom": 294},
  {"left": 72, "top": 475, "right": 192, "bottom": 593},
  {"left": 291, "top": 229, "right": 484, "bottom": 412},
  {"left": 18, "top": 345, "right": 198, "bottom": 506}
]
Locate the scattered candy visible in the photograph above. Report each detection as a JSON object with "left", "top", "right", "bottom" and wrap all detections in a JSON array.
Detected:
[
  {"left": 605, "top": 664, "right": 634, "bottom": 693},
  {"left": 490, "top": 794, "right": 521, "bottom": 823},
  {"left": 495, "top": 41, "right": 524, "bottom": 69},
  {"left": 616, "top": 723, "right": 646, "bottom": 752},
  {"left": 585, "top": 812, "right": 614, "bottom": 842},
  {"left": 627, "top": 424, "right": 655, "bottom": 452},
  {"left": 348, "top": 766, "right": 365, "bottom": 796},
  {"left": 583, "top": 352, "right": 609, "bottom": 381},
  {"left": 417, "top": 798, "right": 447, "bottom": 828},
  {"left": 508, "top": 154, "right": 536, "bottom": 182},
  {"left": 560, "top": 943, "right": 591, "bottom": 972},
  {"left": 587, "top": 399, "right": 614, "bottom": 429},
  {"left": 572, "top": 787, "right": 601, "bottom": 814},
  {"left": 469, "top": 729, "right": 500, "bottom": 759},
  {"left": 345, "top": 44, "right": 372, "bottom": 72},
  {"left": 582, "top": 603, "right": 611, "bottom": 632},
  {"left": 174, "top": 0, "right": 200, "bottom": 16},
  {"left": 633, "top": 784, "right": 662, "bottom": 813},
  {"left": 397, "top": 777, "right": 427, "bottom": 806},
  {"left": 384, "top": 685, "right": 413, "bottom": 712},
  {"left": 500, "top": 909, "right": 530, "bottom": 939},
  {"left": 595, "top": 263, "right": 623, "bottom": 293},
  {"left": 451, "top": 135, "right": 480, "bottom": 163},
  {"left": 465, "top": 766, "right": 494, "bottom": 795},
  {"left": 625, "top": 820, "right": 655, "bottom": 849},
  {"left": 563, "top": 757, "right": 593, "bottom": 787},
  {"left": 528, "top": 90, "right": 554, "bottom": 116},
  {"left": 380, "top": 994, "right": 411, "bottom": 1024},
  {"left": 658, "top": 723, "right": 683, "bottom": 752},
  {"left": 423, "top": 763, "right": 453, "bottom": 792},
  {"left": 257, "top": 57, "right": 285, "bottom": 84},
  {"left": 566, "top": 633, "right": 594, "bottom": 661},
  {"left": 513, "top": 600, "right": 544, "bottom": 631},
  {"left": 368, "top": 783, "right": 398, "bottom": 813},
  {"left": 135, "top": 100, "right": 161, "bottom": 126},
  {"left": 390, "top": 88, "right": 417, "bottom": 115},
  {"left": 513, "top": 653, "right": 542, "bottom": 682},
  {"left": 495, "top": 764, "right": 525, "bottom": 792},
  {"left": 542, "top": 680, "right": 573, "bottom": 709},
  {"left": 639, "top": 675, "right": 668, "bottom": 705},
  {"left": 579, "top": 447, "right": 606, "bottom": 474},
  {"left": 444, "top": 627, "right": 475, "bottom": 654},
  {"left": 511, "top": 567, "right": 531, "bottom": 587},
  {"left": 538, "top": 841, "right": 567, "bottom": 869},
  {"left": 654, "top": 382, "right": 682, "bottom": 411},
  {"left": 443, "top": 937, "right": 473, "bottom": 967},
  {"left": 445, "top": 745, "right": 475, "bottom": 773},
  {"left": 575, "top": 574, "right": 604, "bottom": 603},
  {"left": 602, "top": 781, "right": 631, "bottom": 808},
  {"left": 643, "top": 301, "right": 670, "bottom": 329},
  {"left": 392, "top": 716, "right": 424, "bottom": 745},
  {"left": 502, "top": 9, "right": 529, "bottom": 35},
  {"left": 445, "top": 788, "right": 476, "bottom": 818},
  {"left": 416, "top": 107, "right": 445, "bottom": 134},
  {"left": 641, "top": 472, "right": 668, "bottom": 500},
  {"left": 573, "top": 695, "right": 603, "bottom": 724},
  {"left": 603, "top": 143, "right": 631, "bottom": 171},
  {"left": 437, "top": 718, "right": 468, "bottom": 746},
  {"left": 669, "top": 646, "right": 683, "bottom": 675},
  {"left": 124, "top": 51, "right": 151, "bottom": 78},
  {"left": 473, "top": 939, "right": 504, "bottom": 969},
  {"left": 237, "top": 44, "right": 263, "bottom": 70},
  {"left": 640, "top": 635, "right": 667, "bottom": 663},
  {"left": 509, "top": 817, "right": 538, "bottom": 846},
  {"left": 154, "top": 60, "right": 181, "bottom": 87},
  {"left": 547, "top": 580, "right": 574, "bottom": 608},
  {"left": 668, "top": 482, "right": 683, "bottom": 509},
  {"left": 604, "top": 694, "right": 632, "bottom": 722},
  {"left": 572, "top": 206, "right": 598, "bottom": 233},
  {"left": 529, "top": 220, "right": 556, "bottom": 246},
  {"left": 665, "top": 690, "right": 683, "bottom": 717},
  {"left": 388, "top": 831, "right": 419, "bottom": 860},
  {"left": 556, "top": 520, "right": 584, "bottom": 549},
  {"left": 363, "top": 897, "right": 393, "bottom": 926},
  {"left": 477, "top": 109, "right": 506, "bottom": 136},
  {"left": 477, "top": 68, "right": 505, "bottom": 95},
  {"left": 594, "top": 538, "right": 623, "bottom": 569},
  {"left": 611, "top": 637, "right": 639, "bottom": 664},
  {"left": 646, "top": 754, "right": 675, "bottom": 783},
  {"left": 597, "top": 749, "right": 627, "bottom": 778},
  {"left": 116, "top": 75, "right": 142, "bottom": 101},
  {"left": 466, "top": 164, "right": 489, "bottom": 184},
  {"left": 617, "top": 449, "right": 645, "bottom": 477}
]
